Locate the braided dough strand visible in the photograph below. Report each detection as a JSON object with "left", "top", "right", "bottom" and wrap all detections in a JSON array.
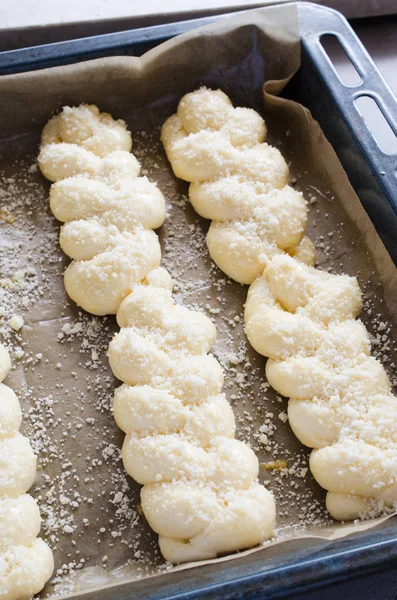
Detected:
[
  {"left": 108, "top": 274, "right": 275, "bottom": 563},
  {"left": 39, "top": 105, "right": 275, "bottom": 564},
  {"left": 0, "top": 344, "right": 53, "bottom": 599},
  {"left": 161, "top": 87, "right": 315, "bottom": 284},
  {"left": 39, "top": 105, "right": 165, "bottom": 315},
  {"left": 245, "top": 254, "right": 397, "bottom": 519},
  {"left": 162, "top": 88, "right": 397, "bottom": 521}
]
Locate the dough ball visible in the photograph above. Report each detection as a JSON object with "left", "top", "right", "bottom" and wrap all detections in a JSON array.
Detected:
[
  {"left": 50, "top": 177, "right": 110, "bottom": 223},
  {"left": 246, "top": 306, "right": 322, "bottom": 360},
  {"left": 222, "top": 107, "right": 267, "bottom": 147},
  {"left": 113, "top": 384, "right": 188, "bottom": 435},
  {"left": 0, "top": 538, "right": 54, "bottom": 600},
  {"left": 159, "top": 484, "right": 275, "bottom": 563},
  {"left": 288, "top": 235, "right": 316, "bottom": 266},
  {"left": 177, "top": 88, "right": 233, "bottom": 134},
  {"left": 236, "top": 144, "right": 289, "bottom": 190},
  {"left": 38, "top": 143, "right": 99, "bottom": 182},
  {"left": 108, "top": 329, "right": 170, "bottom": 387},
  {"left": 207, "top": 219, "right": 280, "bottom": 284},
  {"left": 60, "top": 219, "right": 110, "bottom": 261},
  {"left": 42, "top": 104, "right": 132, "bottom": 157},
  {"left": 0, "top": 432, "right": 36, "bottom": 497},
  {"left": 122, "top": 433, "right": 212, "bottom": 484},
  {"left": 161, "top": 114, "right": 186, "bottom": 158},
  {"left": 0, "top": 384, "right": 22, "bottom": 437},
  {"left": 184, "top": 394, "right": 236, "bottom": 446},
  {"left": 143, "top": 267, "right": 173, "bottom": 291},
  {"left": 326, "top": 492, "right": 373, "bottom": 521},
  {"left": 0, "top": 494, "right": 41, "bottom": 551},
  {"left": 116, "top": 286, "right": 216, "bottom": 354},
  {"left": 310, "top": 440, "right": 397, "bottom": 497},
  {"left": 166, "top": 130, "right": 236, "bottom": 182},
  {"left": 142, "top": 482, "right": 219, "bottom": 539},
  {"left": 64, "top": 229, "right": 161, "bottom": 315},
  {"left": 189, "top": 177, "right": 260, "bottom": 221},
  {"left": 170, "top": 354, "right": 224, "bottom": 404},
  {"left": 0, "top": 344, "right": 11, "bottom": 383},
  {"left": 288, "top": 397, "right": 341, "bottom": 449},
  {"left": 97, "top": 150, "right": 140, "bottom": 184}
]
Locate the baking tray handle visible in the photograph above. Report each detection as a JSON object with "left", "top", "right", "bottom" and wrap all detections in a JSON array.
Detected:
[{"left": 299, "top": 4, "right": 397, "bottom": 214}]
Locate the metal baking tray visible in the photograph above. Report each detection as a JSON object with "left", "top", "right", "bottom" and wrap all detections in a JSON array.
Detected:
[{"left": 0, "top": 3, "right": 396, "bottom": 599}]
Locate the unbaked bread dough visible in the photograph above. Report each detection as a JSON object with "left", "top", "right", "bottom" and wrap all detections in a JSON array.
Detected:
[
  {"left": 161, "top": 88, "right": 315, "bottom": 283},
  {"left": 39, "top": 104, "right": 165, "bottom": 315},
  {"left": 40, "top": 105, "right": 275, "bottom": 564},
  {"left": 109, "top": 273, "right": 276, "bottom": 563},
  {"left": 245, "top": 255, "right": 397, "bottom": 519},
  {"left": 0, "top": 344, "right": 54, "bottom": 599},
  {"left": 163, "top": 88, "right": 397, "bottom": 522}
]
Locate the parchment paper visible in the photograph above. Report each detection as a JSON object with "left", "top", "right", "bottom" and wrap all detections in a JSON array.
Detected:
[{"left": 0, "top": 5, "right": 396, "bottom": 598}]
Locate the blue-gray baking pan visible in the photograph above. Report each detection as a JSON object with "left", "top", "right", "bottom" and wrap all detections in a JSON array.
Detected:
[{"left": 1, "top": 3, "right": 397, "bottom": 599}]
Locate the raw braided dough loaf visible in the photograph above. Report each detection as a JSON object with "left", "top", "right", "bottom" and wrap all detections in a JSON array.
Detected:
[
  {"left": 108, "top": 273, "right": 275, "bottom": 563},
  {"left": 0, "top": 344, "right": 54, "bottom": 599},
  {"left": 245, "top": 255, "right": 397, "bottom": 519},
  {"left": 39, "top": 104, "right": 164, "bottom": 315},
  {"left": 161, "top": 87, "right": 315, "bottom": 283},
  {"left": 39, "top": 105, "right": 275, "bottom": 563},
  {"left": 162, "top": 88, "right": 397, "bottom": 521}
]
